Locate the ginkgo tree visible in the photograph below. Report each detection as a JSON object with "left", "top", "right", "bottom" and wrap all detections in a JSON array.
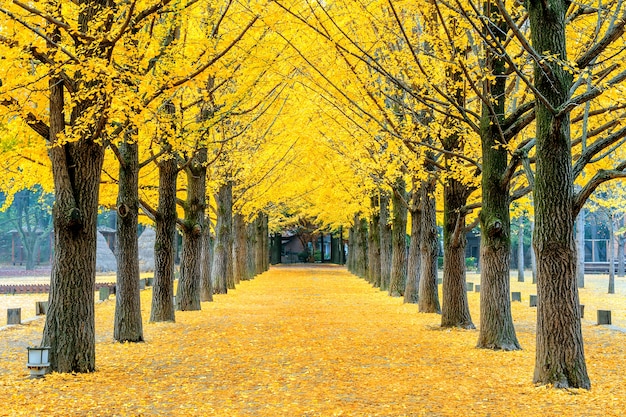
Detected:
[{"left": 0, "top": 0, "right": 261, "bottom": 372}]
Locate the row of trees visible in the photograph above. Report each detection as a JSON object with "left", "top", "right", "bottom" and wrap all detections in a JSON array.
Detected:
[
  {"left": 271, "top": 0, "right": 626, "bottom": 390},
  {"left": 1, "top": 0, "right": 625, "bottom": 391}
]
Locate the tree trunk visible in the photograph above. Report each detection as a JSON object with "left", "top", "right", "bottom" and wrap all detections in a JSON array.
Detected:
[
  {"left": 255, "top": 213, "right": 265, "bottom": 275},
  {"left": 608, "top": 213, "right": 615, "bottom": 294},
  {"left": 517, "top": 216, "right": 525, "bottom": 282},
  {"left": 150, "top": 156, "right": 178, "bottom": 322},
  {"left": 441, "top": 177, "right": 474, "bottom": 328},
  {"left": 357, "top": 217, "right": 369, "bottom": 278},
  {"left": 260, "top": 213, "right": 269, "bottom": 272},
  {"left": 419, "top": 178, "right": 440, "bottom": 313},
  {"left": 43, "top": 140, "right": 104, "bottom": 372},
  {"left": 618, "top": 232, "right": 625, "bottom": 278},
  {"left": 41, "top": 31, "right": 108, "bottom": 370},
  {"left": 233, "top": 213, "right": 249, "bottom": 282},
  {"left": 531, "top": 219, "right": 537, "bottom": 284},
  {"left": 368, "top": 196, "right": 381, "bottom": 287},
  {"left": 114, "top": 140, "right": 144, "bottom": 342},
  {"left": 379, "top": 193, "right": 392, "bottom": 291},
  {"left": 389, "top": 179, "right": 408, "bottom": 297},
  {"left": 177, "top": 149, "right": 207, "bottom": 311},
  {"left": 576, "top": 209, "right": 585, "bottom": 287},
  {"left": 212, "top": 182, "right": 233, "bottom": 294},
  {"left": 246, "top": 221, "right": 257, "bottom": 278},
  {"left": 404, "top": 196, "right": 421, "bottom": 304},
  {"left": 347, "top": 221, "right": 355, "bottom": 273},
  {"left": 199, "top": 218, "right": 213, "bottom": 302},
  {"left": 476, "top": 2, "right": 520, "bottom": 351},
  {"left": 529, "top": 0, "right": 590, "bottom": 388}
]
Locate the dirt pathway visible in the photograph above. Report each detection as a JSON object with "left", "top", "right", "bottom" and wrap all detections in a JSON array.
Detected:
[{"left": 0, "top": 264, "right": 625, "bottom": 416}]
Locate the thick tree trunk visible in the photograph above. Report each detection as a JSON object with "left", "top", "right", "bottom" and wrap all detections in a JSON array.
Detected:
[
  {"left": 517, "top": 216, "right": 525, "bottom": 282},
  {"left": 177, "top": 149, "right": 207, "bottom": 311},
  {"left": 379, "top": 193, "right": 392, "bottom": 291},
  {"left": 212, "top": 182, "right": 233, "bottom": 294},
  {"left": 404, "top": 198, "right": 421, "bottom": 304},
  {"left": 43, "top": 140, "right": 104, "bottom": 372},
  {"left": 476, "top": 3, "right": 520, "bottom": 351},
  {"left": 441, "top": 177, "right": 474, "bottom": 328},
  {"left": 419, "top": 179, "right": 440, "bottom": 313},
  {"left": 114, "top": 140, "right": 143, "bottom": 342},
  {"left": 389, "top": 180, "right": 408, "bottom": 297},
  {"left": 529, "top": 0, "right": 590, "bottom": 388},
  {"left": 41, "top": 34, "right": 108, "bottom": 371},
  {"left": 150, "top": 157, "right": 178, "bottom": 322},
  {"left": 576, "top": 210, "right": 585, "bottom": 287},
  {"left": 233, "top": 213, "right": 248, "bottom": 282},
  {"left": 368, "top": 195, "right": 381, "bottom": 286}
]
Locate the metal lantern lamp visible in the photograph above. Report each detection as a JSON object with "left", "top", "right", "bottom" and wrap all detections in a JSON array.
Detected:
[{"left": 27, "top": 346, "right": 50, "bottom": 378}]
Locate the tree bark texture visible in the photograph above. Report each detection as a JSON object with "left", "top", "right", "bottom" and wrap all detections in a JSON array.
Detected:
[
  {"left": 200, "top": 219, "right": 213, "bottom": 302},
  {"left": 389, "top": 180, "right": 408, "bottom": 297},
  {"left": 531, "top": 220, "right": 537, "bottom": 284},
  {"left": 177, "top": 149, "right": 207, "bottom": 311},
  {"left": 368, "top": 195, "right": 381, "bottom": 286},
  {"left": 43, "top": 139, "right": 104, "bottom": 372},
  {"left": 476, "top": 2, "right": 520, "bottom": 351},
  {"left": 254, "top": 213, "right": 266, "bottom": 275},
  {"left": 379, "top": 193, "right": 392, "bottom": 291},
  {"left": 246, "top": 221, "right": 257, "bottom": 279},
  {"left": 618, "top": 233, "right": 625, "bottom": 278},
  {"left": 347, "top": 221, "right": 355, "bottom": 273},
  {"left": 233, "top": 213, "right": 249, "bottom": 282},
  {"left": 441, "top": 176, "right": 474, "bottom": 328},
  {"left": 517, "top": 217, "right": 525, "bottom": 282},
  {"left": 576, "top": 210, "right": 585, "bottom": 287},
  {"left": 212, "top": 182, "right": 233, "bottom": 294},
  {"left": 357, "top": 217, "right": 369, "bottom": 279},
  {"left": 608, "top": 215, "right": 615, "bottom": 294},
  {"left": 404, "top": 198, "right": 421, "bottom": 304},
  {"left": 42, "top": 6, "right": 111, "bottom": 371},
  {"left": 150, "top": 156, "right": 178, "bottom": 322},
  {"left": 114, "top": 140, "right": 144, "bottom": 342},
  {"left": 418, "top": 179, "right": 440, "bottom": 313},
  {"left": 528, "top": 0, "right": 590, "bottom": 388},
  {"left": 261, "top": 213, "right": 270, "bottom": 272}
]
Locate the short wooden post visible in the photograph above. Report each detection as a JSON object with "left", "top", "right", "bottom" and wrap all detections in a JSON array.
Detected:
[
  {"left": 145, "top": 277, "right": 154, "bottom": 286},
  {"left": 511, "top": 292, "right": 521, "bottom": 302},
  {"left": 466, "top": 282, "right": 474, "bottom": 291},
  {"left": 474, "top": 284, "right": 480, "bottom": 293},
  {"left": 99, "top": 287, "right": 110, "bottom": 301},
  {"left": 580, "top": 304, "right": 584, "bottom": 319},
  {"left": 597, "top": 310, "right": 611, "bottom": 325},
  {"left": 7, "top": 308, "right": 21, "bottom": 325},
  {"left": 35, "top": 301, "right": 49, "bottom": 315},
  {"left": 139, "top": 279, "right": 146, "bottom": 290},
  {"left": 529, "top": 295, "right": 537, "bottom": 307}
]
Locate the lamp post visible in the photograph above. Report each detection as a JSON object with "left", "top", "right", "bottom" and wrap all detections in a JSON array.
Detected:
[{"left": 27, "top": 346, "right": 50, "bottom": 378}]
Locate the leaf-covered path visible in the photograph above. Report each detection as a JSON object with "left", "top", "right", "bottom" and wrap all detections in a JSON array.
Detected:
[{"left": 1, "top": 264, "right": 626, "bottom": 416}]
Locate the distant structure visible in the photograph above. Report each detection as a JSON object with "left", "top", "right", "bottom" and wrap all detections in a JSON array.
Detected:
[
  {"left": 96, "top": 231, "right": 117, "bottom": 272},
  {"left": 137, "top": 227, "right": 155, "bottom": 272}
]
